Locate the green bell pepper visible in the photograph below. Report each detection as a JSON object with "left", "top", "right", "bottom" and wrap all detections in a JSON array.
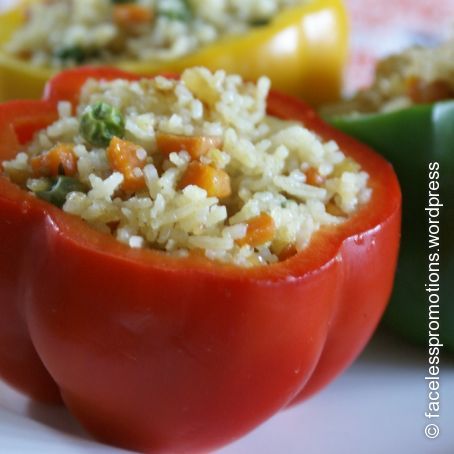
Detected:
[{"left": 329, "top": 101, "right": 454, "bottom": 351}]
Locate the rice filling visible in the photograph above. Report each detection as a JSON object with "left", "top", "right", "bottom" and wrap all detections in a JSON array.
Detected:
[
  {"left": 4, "top": 0, "right": 310, "bottom": 68},
  {"left": 2, "top": 67, "right": 371, "bottom": 266}
]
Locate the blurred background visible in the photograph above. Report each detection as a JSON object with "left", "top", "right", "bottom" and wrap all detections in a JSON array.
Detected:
[{"left": 1, "top": 0, "right": 453, "bottom": 92}]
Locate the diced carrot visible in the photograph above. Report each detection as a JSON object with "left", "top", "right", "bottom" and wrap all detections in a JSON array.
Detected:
[
  {"left": 30, "top": 143, "right": 77, "bottom": 177},
  {"left": 107, "top": 137, "right": 147, "bottom": 192},
  {"left": 157, "top": 133, "right": 222, "bottom": 160},
  {"left": 406, "top": 76, "right": 453, "bottom": 104},
  {"left": 179, "top": 161, "right": 231, "bottom": 198},
  {"left": 278, "top": 243, "right": 298, "bottom": 261},
  {"left": 236, "top": 213, "right": 276, "bottom": 247},
  {"left": 305, "top": 167, "right": 325, "bottom": 186},
  {"left": 113, "top": 4, "right": 153, "bottom": 27}
]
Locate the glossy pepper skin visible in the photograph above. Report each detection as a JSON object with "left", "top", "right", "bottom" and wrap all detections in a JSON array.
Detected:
[
  {"left": 0, "top": 67, "right": 400, "bottom": 453},
  {"left": 0, "top": 0, "right": 348, "bottom": 105},
  {"left": 329, "top": 102, "right": 454, "bottom": 352}
]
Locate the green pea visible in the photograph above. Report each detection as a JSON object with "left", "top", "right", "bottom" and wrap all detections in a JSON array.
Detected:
[
  {"left": 158, "top": 0, "right": 192, "bottom": 22},
  {"left": 36, "top": 176, "right": 88, "bottom": 208},
  {"left": 80, "top": 101, "right": 125, "bottom": 147}
]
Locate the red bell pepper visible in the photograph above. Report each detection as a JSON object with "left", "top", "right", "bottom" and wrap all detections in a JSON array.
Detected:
[{"left": 0, "top": 68, "right": 401, "bottom": 453}]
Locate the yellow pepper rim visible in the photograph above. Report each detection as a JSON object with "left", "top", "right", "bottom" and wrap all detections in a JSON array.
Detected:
[{"left": 0, "top": 0, "right": 345, "bottom": 76}]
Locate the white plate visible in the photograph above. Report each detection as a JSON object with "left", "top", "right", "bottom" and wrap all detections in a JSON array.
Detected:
[{"left": 1, "top": 331, "right": 453, "bottom": 454}]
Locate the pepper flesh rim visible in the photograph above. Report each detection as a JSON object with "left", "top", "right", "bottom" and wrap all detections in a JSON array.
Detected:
[{"left": 0, "top": 0, "right": 343, "bottom": 74}]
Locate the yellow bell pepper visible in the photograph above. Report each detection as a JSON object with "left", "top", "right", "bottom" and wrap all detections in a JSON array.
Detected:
[{"left": 0, "top": 0, "right": 348, "bottom": 105}]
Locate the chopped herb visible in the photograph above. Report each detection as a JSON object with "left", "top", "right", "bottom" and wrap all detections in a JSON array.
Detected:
[
  {"left": 158, "top": 0, "right": 192, "bottom": 22},
  {"left": 80, "top": 102, "right": 125, "bottom": 147},
  {"left": 54, "top": 46, "right": 100, "bottom": 64},
  {"left": 36, "top": 176, "right": 88, "bottom": 208},
  {"left": 249, "top": 18, "right": 270, "bottom": 27}
]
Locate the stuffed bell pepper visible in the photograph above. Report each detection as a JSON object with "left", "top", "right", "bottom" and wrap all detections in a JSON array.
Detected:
[
  {"left": 324, "top": 40, "right": 454, "bottom": 352},
  {"left": 0, "top": 66, "right": 400, "bottom": 453},
  {"left": 0, "top": 0, "right": 348, "bottom": 105}
]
